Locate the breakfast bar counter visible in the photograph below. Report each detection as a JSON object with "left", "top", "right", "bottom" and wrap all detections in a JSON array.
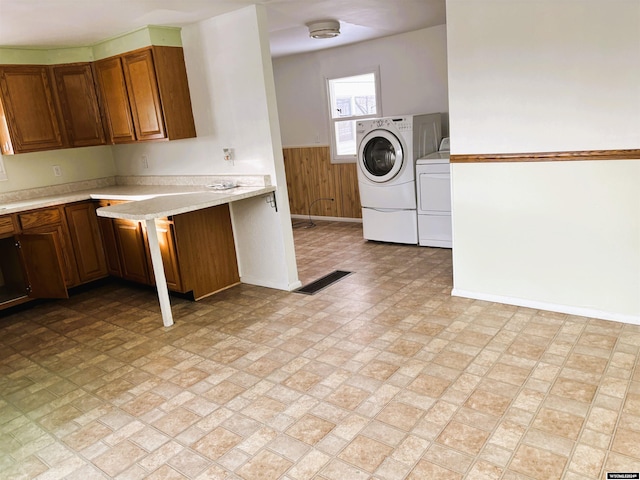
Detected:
[
  {"left": 96, "top": 185, "right": 276, "bottom": 327},
  {"left": 94, "top": 185, "right": 275, "bottom": 220}
]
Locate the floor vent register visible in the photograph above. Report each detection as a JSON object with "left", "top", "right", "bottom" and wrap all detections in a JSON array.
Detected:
[{"left": 294, "top": 270, "right": 353, "bottom": 295}]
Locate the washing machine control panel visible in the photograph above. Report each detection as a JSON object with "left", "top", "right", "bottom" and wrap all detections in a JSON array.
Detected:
[
  {"left": 358, "top": 117, "right": 413, "bottom": 134},
  {"left": 392, "top": 118, "right": 413, "bottom": 131},
  {"left": 385, "top": 117, "right": 413, "bottom": 132}
]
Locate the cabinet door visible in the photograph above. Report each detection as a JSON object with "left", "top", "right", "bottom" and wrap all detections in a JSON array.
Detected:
[
  {"left": 18, "top": 207, "right": 79, "bottom": 287},
  {"left": 65, "top": 202, "right": 108, "bottom": 283},
  {"left": 97, "top": 217, "right": 122, "bottom": 277},
  {"left": 52, "top": 63, "right": 106, "bottom": 147},
  {"left": 16, "top": 233, "right": 69, "bottom": 299},
  {"left": 0, "top": 236, "right": 28, "bottom": 307},
  {"left": 93, "top": 57, "right": 136, "bottom": 143},
  {"left": 0, "top": 65, "right": 66, "bottom": 154},
  {"left": 0, "top": 215, "right": 16, "bottom": 237},
  {"left": 113, "top": 218, "right": 150, "bottom": 284},
  {"left": 152, "top": 219, "right": 183, "bottom": 292},
  {"left": 96, "top": 200, "right": 124, "bottom": 277},
  {"left": 151, "top": 46, "right": 196, "bottom": 140},
  {"left": 122, "top": 49, "right": 166, "bottom": 141},
  {"left": 173, "top": 205, "right": 240, "bottom": 300}
]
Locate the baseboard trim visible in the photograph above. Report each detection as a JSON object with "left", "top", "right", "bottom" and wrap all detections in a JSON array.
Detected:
[
  {"left": 291, "top": 214, "right": 362, "bottom": 224},
  {"left": 451, "top": 288, "right": 640, "bottom": 325},
  {"left": 240, "top": 275, "right": 302, "bottom": 291}
]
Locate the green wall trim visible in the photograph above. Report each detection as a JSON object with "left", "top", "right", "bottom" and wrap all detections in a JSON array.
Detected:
[
  {"left": 148, "top": 26, "right": 184, "bottom": 48},
  {"left": 0, "top": 47, "right": 94, "bottom": 65},
  {"left": 0, "top": 26, "right": 182, "bottom": 64},
  {"left": 92, "top": 25, "right": 183, "bottom": 60}
]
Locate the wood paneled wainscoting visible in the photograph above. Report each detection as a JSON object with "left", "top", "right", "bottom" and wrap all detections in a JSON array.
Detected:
[{"left": 283, "top": 146, "right": 362, "bottom": 219}]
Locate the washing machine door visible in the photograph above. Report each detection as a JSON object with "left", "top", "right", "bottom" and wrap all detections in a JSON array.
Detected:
[{"left": 358, "top": 129, "right": 404, "bottom": 183}]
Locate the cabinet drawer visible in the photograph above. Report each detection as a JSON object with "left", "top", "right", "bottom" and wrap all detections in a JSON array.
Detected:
[
  {"left": 0, "top": 215, "right": 16, "bottom": 236},
  {"left": 19, "top": 208, "right": 62, "bottom": 230},
  {"left": 97, "top": 199, "right": 128, "bottom": 208}
]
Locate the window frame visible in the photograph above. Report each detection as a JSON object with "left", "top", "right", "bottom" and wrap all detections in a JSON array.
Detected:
[{"left": 325, "top": 67, "right": 382, "bottom": 164}]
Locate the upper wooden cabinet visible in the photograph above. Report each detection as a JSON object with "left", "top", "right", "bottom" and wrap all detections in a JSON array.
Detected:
[
  {"left": 94, "top": 46, "right": 196, "bottom": 144},
  {"left": 92, "top": 57, "right": 136, "bottom": 143},
  {"left": 0, "top": 45, "right": 195, "bottom": 154},
  {"left": 122, "top": 49, "right": 166, "bottom": 141},
  {"left": 52, "top": 63, "right": 106, "bottom": 148},
  {"left": 0, "top": 65, "right": 67, "bottom": 154}
]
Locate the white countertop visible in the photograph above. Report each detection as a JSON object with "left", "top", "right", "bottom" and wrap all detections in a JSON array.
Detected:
[
  {"left": 0, "top": 183, "right": 275, "bottom": 218},
  {"left": 95, "top": 185, "right": 276, "bottom": 220},
  {"left": 0, "top": 190, "right": 98, "bottom": 214}
]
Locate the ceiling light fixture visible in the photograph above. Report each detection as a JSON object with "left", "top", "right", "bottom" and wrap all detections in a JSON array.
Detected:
[{"left": 307, "top": 20, "right": 340, "bottom": 39}]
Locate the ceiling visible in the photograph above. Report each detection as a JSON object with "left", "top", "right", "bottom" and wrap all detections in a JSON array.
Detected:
[{"left": 0, "top": 0, "right": 446, "bottom": 58}]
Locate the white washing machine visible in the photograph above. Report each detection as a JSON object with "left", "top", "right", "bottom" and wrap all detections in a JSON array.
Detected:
[
  {"left": 356, "top": 114, "right": 441, "bottom": 244},
  {"left": 416, "top": 137, "right": 452, "bottom": 248}
]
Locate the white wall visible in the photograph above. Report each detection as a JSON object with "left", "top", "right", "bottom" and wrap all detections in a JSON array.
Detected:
[
  {"left": 0, "top": 26, "right": 180, "bottom": 195},
  {"left": 113, "top": 10, "right": 281, "bottom": 178},
  {"left": 273, "top": 25, "right": 449, "bottom": 148},
  {"left": 447, "top": 0, "right": 640, "bottom": 323},
  {"left": 0, "top": 7, "right": 299, "bottom": 292},
  {"left": 113, "top": 5, "right": 300, "bottom": 291}
]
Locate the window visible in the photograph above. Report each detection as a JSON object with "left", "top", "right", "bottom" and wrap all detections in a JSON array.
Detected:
[{"left": 327, "top": 70, "right": 380, "bottom": 163}]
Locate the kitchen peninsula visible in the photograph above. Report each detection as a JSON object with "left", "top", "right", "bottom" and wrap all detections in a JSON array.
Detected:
[
  {"left": 0, "top": 176, "right": 276, "bottom": 327},
  {"left": 96, "top": 183, "right": 276, "bottom": 327}
]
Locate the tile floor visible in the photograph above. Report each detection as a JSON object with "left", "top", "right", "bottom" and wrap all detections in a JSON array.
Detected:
[{"left": 1, "top": 220, "right": 640, "bottom": 479}]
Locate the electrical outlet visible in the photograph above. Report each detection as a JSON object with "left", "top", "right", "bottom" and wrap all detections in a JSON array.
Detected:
[
  {"left": 141, "top": 154, "right": 149, "bottom": 169},
  {"left": 0, "top": 155, "right": 7, "bottom": 181},
  {"left": 223, "top": 148, "right": 233, "bottom": 162},
  {"left": 52, "top": 165, "right": 62, "bottom": 177}
]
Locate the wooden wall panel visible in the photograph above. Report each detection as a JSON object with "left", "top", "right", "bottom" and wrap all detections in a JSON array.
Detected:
[
  {"left": 307, "top": 147, "right": 339, "bottom": 217},
  {"left": 334, "top": 163, "right": 361, "bottom": 219},
  {"left": 282, "top": 147, "right": 309, "bottom": 215},
  {"left": 283, "top": 146, "right": 361, "bottom": 219}
]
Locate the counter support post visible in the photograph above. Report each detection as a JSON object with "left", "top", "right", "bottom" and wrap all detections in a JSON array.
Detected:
[{"left": 145, "top": 218, "right": 174, "bottom": 327}]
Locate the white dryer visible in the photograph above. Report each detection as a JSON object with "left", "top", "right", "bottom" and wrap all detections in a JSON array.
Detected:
[
  {"left": 416, "top": 137, "right": 452, "bottom": 248},
  {"left": 356, "top": 114, "right": 441, "bottom": 244}
]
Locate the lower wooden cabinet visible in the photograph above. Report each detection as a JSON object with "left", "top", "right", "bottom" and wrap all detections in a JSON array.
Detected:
[
  {"left": 0, "top": 235, "right": 33, "bottom": 306},
  {"left": 0, "top": 199, "right": 239, "bottom": 312},
  {"left": 64, "top": 201, "right": 108, "bottom": 283},
  {"left": 172, "top": 206, "right": 239, "bottom": 300},
  {"left": 113, "top": 218, "right": 151, "bottom": 284},
  {"left": 17, "top": 206, "right": 79, "bottom": 288},
  {"left": 1, "top": 210, "right": 72, "bottom": 309},
  {"left": 153, "top": 218, "right": 183, "bottom": 292},
  {"left": 96, "top": 201, "right": 239, "bottom": 299},
  {"left": 0, "top": 201, "right": 109, "bottom": 311},
  {"left": 96, "top": 214, "right": 122, "bottom": 277},
  {"left": 15, "top": 232, "right": 69, "bottom": 299}
]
